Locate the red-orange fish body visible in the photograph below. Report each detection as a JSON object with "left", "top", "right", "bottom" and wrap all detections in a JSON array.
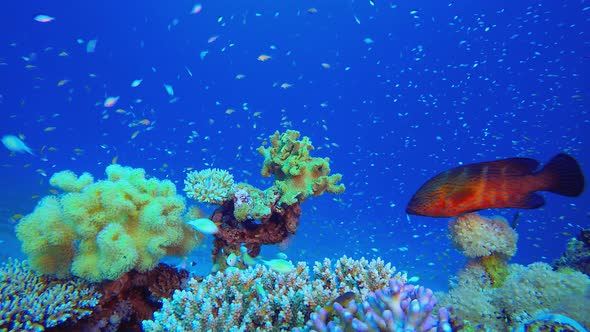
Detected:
[{"left": 406, "top": 153, "right": 585, "bottom": 217}]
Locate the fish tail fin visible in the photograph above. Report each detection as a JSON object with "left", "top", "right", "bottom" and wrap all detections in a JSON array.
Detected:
[{"left": 538, "top": 153, "right": 585, "bottom": 197}]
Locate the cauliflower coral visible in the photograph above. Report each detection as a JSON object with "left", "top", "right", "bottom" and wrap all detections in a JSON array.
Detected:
[
  {"left": 15, "top": 164, "right": 199, "bottom": 282},
  {"left": 448, "top": 212, "right": 518, "bottom": 258}
]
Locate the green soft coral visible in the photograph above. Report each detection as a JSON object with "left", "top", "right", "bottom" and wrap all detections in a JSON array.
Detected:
[
  {"left": 16, "top": 164, "right": 199, "bottom": 282},
  {"left": 256, "top": 130, "right": 345, "bottom": 206}
]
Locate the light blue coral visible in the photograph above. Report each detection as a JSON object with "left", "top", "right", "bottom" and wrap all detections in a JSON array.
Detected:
[
  {"left": 143, "top": 256, "right": 412, "bottom": 331},
  {"left": 303, "top": 279, "right": 452, "bottom": 332}
]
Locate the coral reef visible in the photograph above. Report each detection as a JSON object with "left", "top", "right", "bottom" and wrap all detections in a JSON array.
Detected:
[
  {"left": 440, "top": 260, "right": 590, "bottom": 330},
  {"left": 302, "top": 279, "right": 452, "bottom": 332},
  {"left": 68, "top": 263, "right": 190, "bottom": 332},
  {"left": 553, "top": 228, "right": 590, "bottom": 276},
  {"left": 443, "top": 213, "right": 590, "bottom": 330},
  {"left": 0, "top": 258, "right": 100, "bottom": 332},
  {"left": 448, "top": 213, "right": 518, "bottom": 286},
  {"left": 15, "top": 164, "right": 199, "bottom": 282},
  {"left": 183, "top": 130, "right": 345, "bottom": 269},
  {"left": 142, "top": 256, "right": 406, "bottom": 331}
]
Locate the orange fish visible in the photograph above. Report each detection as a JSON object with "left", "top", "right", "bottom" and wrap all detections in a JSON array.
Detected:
[{"left": 406, "top": 153, "right": 585, "bottom": 217}]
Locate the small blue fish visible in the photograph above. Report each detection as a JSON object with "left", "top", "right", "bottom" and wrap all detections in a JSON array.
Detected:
[
  {"left": 2, "top": 135, "right": 34, "bottom": 155},
  {"left": 34, "top": 15, "right": 55, "bottom": 23},
  {"left": 226, "top": 252, "right": 238, "bottom": 267},
  {"left": 130, "top": 79, "right": 143, "bottom": 88},
  {"left": 187, "top": 218, "right": 218, "bottom": 235},
  {"left": 263, "top": 259, "right": 295, "bottom": 274}
]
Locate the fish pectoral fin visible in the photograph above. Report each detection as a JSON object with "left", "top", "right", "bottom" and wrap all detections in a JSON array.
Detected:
[{"left": 514, "top": 192, "right": 545, "bottom": 209}]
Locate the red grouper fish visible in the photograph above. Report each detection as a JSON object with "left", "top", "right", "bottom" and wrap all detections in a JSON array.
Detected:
[{"left": 406, "top": 153, "right": 585, "bottom": 217}]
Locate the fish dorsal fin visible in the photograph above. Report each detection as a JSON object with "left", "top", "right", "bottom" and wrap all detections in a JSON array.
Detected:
[{"left": 489, "top": 157, "right": 539, "bottom": 176}]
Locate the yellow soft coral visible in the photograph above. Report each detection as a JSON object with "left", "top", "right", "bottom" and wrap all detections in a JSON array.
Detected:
[
  {"left": 257, "top": 130, "right": 345, "bottom": 206},
  {"left": 16, "top": 164, "right": 199, "bottom": 282}
]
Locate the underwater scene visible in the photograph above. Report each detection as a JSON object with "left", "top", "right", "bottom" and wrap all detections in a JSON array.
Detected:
[{"left": 0, "top": 0, "right": 589, "bottom": 331}]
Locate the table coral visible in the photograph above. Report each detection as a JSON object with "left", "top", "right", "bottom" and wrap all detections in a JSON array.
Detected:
[
  {"left": 0, "top": 258, "right": 100, "bottom": 332},
  {"left": 15, "top": 164, "right": 199, "bottom": 282},
  {"left": 142, "top": 256, "right": 406, "bottom": 331}
]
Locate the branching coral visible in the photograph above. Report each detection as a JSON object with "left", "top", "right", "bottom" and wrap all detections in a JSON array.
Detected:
[
  {"left": 15, "top": 164, "right": 199, "bottom": 282},
  {"left": 303, "top": 279, "right": 452, "bottom": 332},
  {"left": 142, "top": 256, "right": 406, "bottom": 331},
  {"left": 0, "top": 258, "right": 100, "bottom": 332},
  {"left": 183, "top": 168, "right": 235, "bottom": 204},
  {"left": 309, "top": 256, "right": 407, "bottom": 306}
]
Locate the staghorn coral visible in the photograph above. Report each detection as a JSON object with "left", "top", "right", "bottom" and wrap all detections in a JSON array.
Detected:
[
  {"left": 183, "top": 168, "right": 235, "bottom": 204},
  {"left": 302, "top": 279, "right": 452, "bottom": 332},
  {"left": 15, "top": 164, "right": 199, "bottom": 282},
  {"left": 0, "top": 258, "right": 100, "bottom": 332},
  {"left": 440, "top": 261, "right": 590, "bottom": 331},
  {"left": 142, "top": 256, "right": 406, "bottom": 331},
  {"left": 309, "top": 255, "right": 407, "bottom": 307}
]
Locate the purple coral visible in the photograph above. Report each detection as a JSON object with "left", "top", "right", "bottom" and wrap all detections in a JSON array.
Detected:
[{"left": 305, "top": 279, "right": 452, "bottom": 332}]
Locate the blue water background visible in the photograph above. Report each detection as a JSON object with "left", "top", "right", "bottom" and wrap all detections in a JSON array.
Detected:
[{"left": 0, "top": 0, "right": 588, "bottom": 291}]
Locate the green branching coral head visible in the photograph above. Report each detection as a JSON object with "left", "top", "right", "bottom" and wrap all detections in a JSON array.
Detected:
[{"left": 256, "top": 130, "right": 345, "bottom": 205}]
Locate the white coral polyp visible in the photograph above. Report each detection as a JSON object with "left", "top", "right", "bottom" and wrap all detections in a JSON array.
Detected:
[{"left": 184, "top": 168, "right": 235, "bottom": 204}]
